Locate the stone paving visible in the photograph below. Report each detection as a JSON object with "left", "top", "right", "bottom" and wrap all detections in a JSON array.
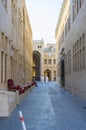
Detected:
[{"left": 0, "top": 82, "right": 86, "bottom": 130}]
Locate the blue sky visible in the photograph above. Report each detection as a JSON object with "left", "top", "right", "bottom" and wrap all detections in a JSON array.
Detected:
[{"left": 26, "top": 0, "right": 63, "bottom": 44}]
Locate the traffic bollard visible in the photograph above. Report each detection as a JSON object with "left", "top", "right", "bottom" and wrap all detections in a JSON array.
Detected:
[{"left": 19, "top": 111, "right": 27, "bottom": 130}]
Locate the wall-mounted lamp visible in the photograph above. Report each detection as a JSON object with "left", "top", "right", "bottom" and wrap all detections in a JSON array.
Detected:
[
  {"left": 9, "top": 40, "right": 14, "bottom": 57},
  {"left": 10, "top": 45, "right": 15, "bottom": 57}
]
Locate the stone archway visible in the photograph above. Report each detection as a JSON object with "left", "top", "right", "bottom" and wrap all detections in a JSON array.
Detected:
[
  {"left": 44, "top": 69, "right": 51, "bottom": 81},
  {"left": 33, "top": 51, "right": 41, "bottom": 80}
]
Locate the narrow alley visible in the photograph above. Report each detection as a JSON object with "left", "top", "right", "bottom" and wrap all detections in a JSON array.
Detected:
[{"left": 0, "top": 82, "right": 86, "bottom": 130}]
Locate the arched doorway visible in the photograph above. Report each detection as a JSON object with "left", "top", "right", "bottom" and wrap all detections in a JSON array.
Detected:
[
  {"left": 44, "top": 69, "right": 51, "bottom": 81},
  {"left": 33, "top": 51, "right": 41, "bottom": 80}
]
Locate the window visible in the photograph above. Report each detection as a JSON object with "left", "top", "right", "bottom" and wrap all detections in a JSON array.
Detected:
[
  {"left": 77, "top": 0, "right": 82, "bottom": 11},
  {"left": 1, "top": 51, "right": 4, "bottom": 83},
  {"left": 68, "top": 50, "right": 71, "bottom": 73},
  {"left": 80, "top": 49, "right": 82, "bottom": 70},
  {"left": 11, "top": 58, "right": 14, "bottom": 79},
  {"left": 82, "top": 34, "right": 85, "bottom": 69},
  {"left": 81, "top": 0, "right": 84, "bottom": 5},
  {"left": 62, "top": 30, "right": 64, "bottom": 42},
  {"left": 65, "top": 22, "right": 67, "bottom": 37},
  {"left": 72, "top": 5, "right": 75, "bottom": 21},
  {"left": 80, "top": 0, "right": 82, "bottom": 8},
  {"left": 65, "top": 54, "right": 67, "bottom": 74},
  {"left": 82, "top": 34, "right": 85, "bottom": 45},
  {"left": 83, "top": 46, "right": 85, "bottom": 69},
  {"left": 44, "top": 59, "right": 47, "bottom": 64},
  {"left": 38, "top": 46, "right": 41, "bottom": 48},
  {"left": 48, "top": 59, "right": 51, "bottom": 64},
  {"left": 73, "top": 46, "right": 75, "bottom": 71},
  {"left": 65, "top": 50, "right": 71, "bottom": 74},
  {"left": 76, "top": 0, "right": 82, "bottom": 13},
  {"left": 5, "top": 0, "right": 7, "bottom": 9},
  {"left": 5, "top": 36, "right": 8, "bottom": 50},
  {"left": 68, "top": 15, "right": 71, "bottom": 31},
  {"left": 72, "top": 0, "right": 83, "bottom": 22},
  {"left": 2, "top": 0, "right": 7, "bottom": 9},
  {"left": 73, "top": 33, "right": 85, "bottom": 72},
  {"left": 5, "top": 54, "right": 7, "bottom": 82},
  {"left": 1, "top": 32, "right": 4, "bottom": 48},
  {"left": 53, "top": 59, "right": 56, "bottom": 64},
  {"left": 77, "top": 0, "right": 79, "bottom": 13}
]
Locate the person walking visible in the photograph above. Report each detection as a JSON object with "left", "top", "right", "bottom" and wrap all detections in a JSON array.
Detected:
[
  {"left": 45, "top": 76, "right": 48, "bottom": 83},
  {"left": 41, "top": 75, "right": 44, "bottom": 83}
]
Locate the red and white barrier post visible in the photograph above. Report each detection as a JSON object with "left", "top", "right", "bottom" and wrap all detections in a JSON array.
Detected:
[{"left": 19, "top": 111, "right": 26, "bottom": 130}]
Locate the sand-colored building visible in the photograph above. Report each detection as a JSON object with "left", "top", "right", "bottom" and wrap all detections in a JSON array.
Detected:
[
  {"left": 32, "top": 39, "right": 44, "bottom": 80},
  {"left": 33, "top": 40, "right": 56, "bottom": 81},
  {"left": 55, "top": 0, "right": 86, "bottom": 99},
  {"left": 0, "top": 0, "right": 32, "bottom": 89},
  {"left": 44, "top": 44, "right": 56, "bottom": 81}
]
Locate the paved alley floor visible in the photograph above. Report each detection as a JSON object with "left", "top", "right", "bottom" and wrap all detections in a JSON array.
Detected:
[{"left": 0, "top": 82, "right": 86, "bottom": 130}]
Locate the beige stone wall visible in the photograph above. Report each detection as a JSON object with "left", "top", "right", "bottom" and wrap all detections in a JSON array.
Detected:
[
  {"left": 23, "top": 6, "right": 33, "bottom": 83},
  {"left": 55, "top": 0, "right": 70, "bottom": 82},
  {"left": 0, "top": 0, "right": 32, "bottom": 89},
  {"left": 64, "top": 0, "right": 86, "bottom": 99},
  {"left": 55, "top": 0, "right": 86, "bottom": 99}
]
